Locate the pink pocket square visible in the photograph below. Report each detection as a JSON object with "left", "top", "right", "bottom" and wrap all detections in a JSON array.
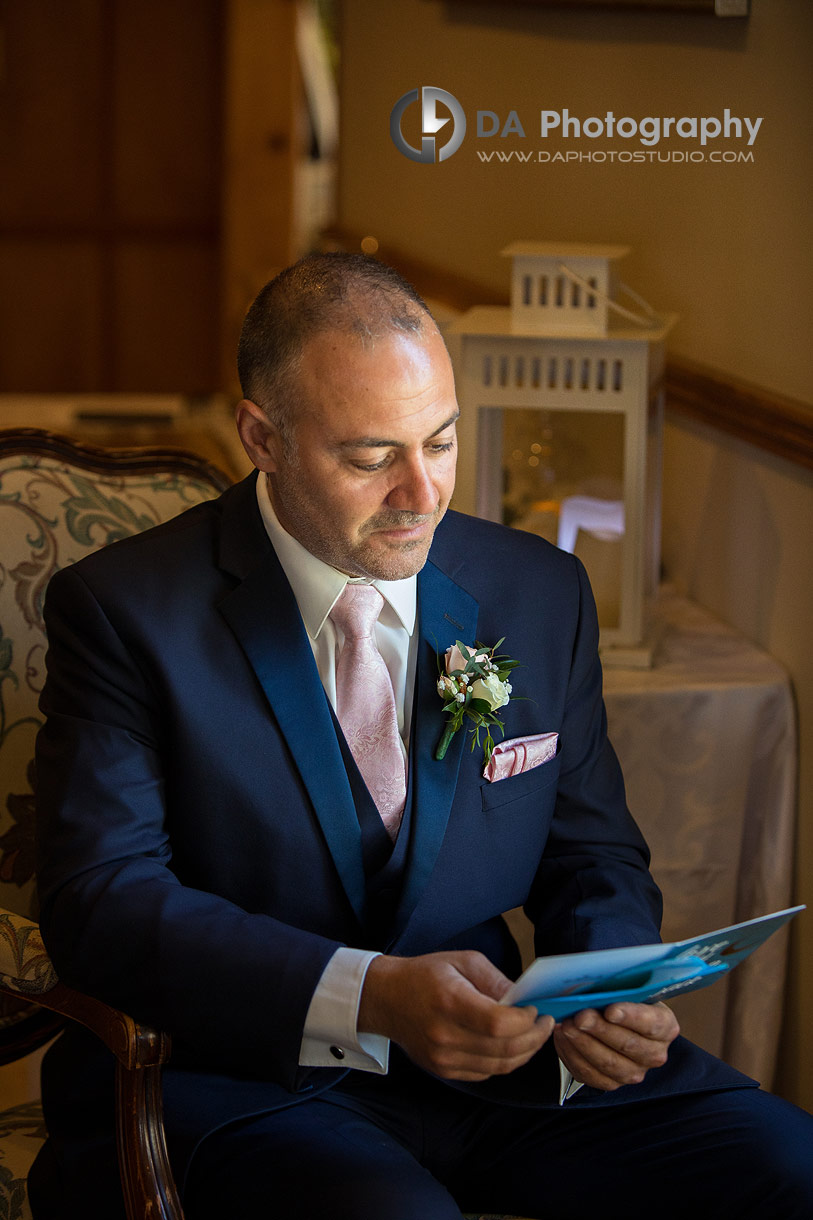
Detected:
[{"left": 483, "top": 732, "right": 559, "bottom": 782}]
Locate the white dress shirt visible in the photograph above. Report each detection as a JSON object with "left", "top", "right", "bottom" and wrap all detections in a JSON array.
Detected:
[{"left": 256, "top": 473, "right": 580, "bottom": 1101}]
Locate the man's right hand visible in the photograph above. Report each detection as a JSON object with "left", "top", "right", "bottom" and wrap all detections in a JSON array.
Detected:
[{"left": 357, "top": 950, "right": 554, "bottom": 1081}]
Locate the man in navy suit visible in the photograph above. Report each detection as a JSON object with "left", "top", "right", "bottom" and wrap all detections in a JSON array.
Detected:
[{"left": 33, "top": 254, "right": 813, "bottom": 1218}]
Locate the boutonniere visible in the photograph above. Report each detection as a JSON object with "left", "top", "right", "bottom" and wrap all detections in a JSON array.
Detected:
[{"left": 435, "top": 639, "right": 519, "bottom": 764}]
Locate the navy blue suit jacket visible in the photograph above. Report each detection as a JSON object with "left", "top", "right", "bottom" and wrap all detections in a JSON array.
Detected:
[{"left": 34, "top": 474, "right": 752, "bottom": 1192}]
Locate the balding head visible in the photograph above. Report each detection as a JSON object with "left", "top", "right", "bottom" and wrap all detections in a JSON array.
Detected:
[{"left": 237, "top": 253, "right": 435, "bottom": 449}]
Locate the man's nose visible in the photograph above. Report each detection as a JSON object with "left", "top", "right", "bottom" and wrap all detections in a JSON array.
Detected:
[{"left": 387, "top": 456, "right": 438, "bottom": 515}]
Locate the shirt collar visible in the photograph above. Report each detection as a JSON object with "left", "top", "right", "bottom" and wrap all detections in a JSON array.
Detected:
[{"left": 255, "top": 472, "right": 417, "bottom": 639}]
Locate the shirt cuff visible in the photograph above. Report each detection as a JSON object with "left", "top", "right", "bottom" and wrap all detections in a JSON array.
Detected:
[
  {"left": 558, "top": 1058, "right": 584, "bottom": 1104},
  {"left": 299, "top": 947, "right": 390, "bottom": 1073}
]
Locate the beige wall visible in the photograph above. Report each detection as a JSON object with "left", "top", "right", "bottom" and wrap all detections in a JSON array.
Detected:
[
  {"left": 340, "top": 0, "right": 812, "bottom": 402},
  {"left": 339, "top": 0, "right": 813, "bottom": 1108}
]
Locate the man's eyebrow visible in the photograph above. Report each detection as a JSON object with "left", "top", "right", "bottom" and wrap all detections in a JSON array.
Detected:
[{"left": 337, "top": 410, "right": 460, "bottom": 450}]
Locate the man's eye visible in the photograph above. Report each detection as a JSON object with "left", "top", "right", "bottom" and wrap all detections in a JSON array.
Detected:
[{"left": 351, "top": 440, "right": 454, "bottom": 472}]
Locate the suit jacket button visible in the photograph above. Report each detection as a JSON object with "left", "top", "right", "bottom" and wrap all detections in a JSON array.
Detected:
[{"left": 330, "top": 1045, "right": 345, "bottom": 1060}]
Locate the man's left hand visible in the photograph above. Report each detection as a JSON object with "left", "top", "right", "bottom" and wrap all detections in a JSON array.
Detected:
[{"left": 553, "top": 1002, "right": 679, "bottom": 1092}]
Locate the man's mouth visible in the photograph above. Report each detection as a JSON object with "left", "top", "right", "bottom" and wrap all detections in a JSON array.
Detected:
[
  {"left": 370, "top": 514, "right": 437, "bottom": 544},
  {"left": 378, "top": 523, "right": 430, "bottom": 542}
]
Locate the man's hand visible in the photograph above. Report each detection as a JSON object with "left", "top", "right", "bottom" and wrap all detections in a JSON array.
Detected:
[
  {"left": 554, "top": 1001, "right": 679, "bottom": 1092},
  {"left": 358, "top": 951, "right": 554, "bottom": 1081}
]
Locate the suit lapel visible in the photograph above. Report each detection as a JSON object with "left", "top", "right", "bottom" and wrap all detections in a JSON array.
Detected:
[
  {"left": 216, "top": 482, "right": 367, "bottom": 923},
  {"left": 214, "top": 480, "right": 481, "bottom": 938},
  {"left": 393, "top": 557, "right": 479, "bottom": 939}
]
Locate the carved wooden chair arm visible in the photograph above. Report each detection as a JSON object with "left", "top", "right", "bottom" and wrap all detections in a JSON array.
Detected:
[{"left": 0, "top": 908, "right": 184, "bottom": 1220}]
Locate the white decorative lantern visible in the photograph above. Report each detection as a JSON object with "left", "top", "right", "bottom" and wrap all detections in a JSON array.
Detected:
[{"left": 450, "top": 242, "right": 675, "bottom": 660}]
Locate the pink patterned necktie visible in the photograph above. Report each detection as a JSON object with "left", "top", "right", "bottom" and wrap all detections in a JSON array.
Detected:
[{"left": 329, "top": 583, "right": 406, "bottom": 840}]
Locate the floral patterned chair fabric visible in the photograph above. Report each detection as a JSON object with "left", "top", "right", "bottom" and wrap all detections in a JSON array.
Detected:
[
  {"left": 0, "top": 911, "right": 61, "bottom": 1220},
  {"left": 0, "top": 1102, "right": 46, "bottom": 1220},
  {"left": 0, "top": 430, "right": 230, "bottom": 924},
  {"left": 0, "top": 427, "right": 231, "bottom": 1220}
]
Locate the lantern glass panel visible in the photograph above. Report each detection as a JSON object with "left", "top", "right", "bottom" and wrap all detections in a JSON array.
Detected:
[{"left": 478, "top": 406, "right": 626, "bottom": 630}]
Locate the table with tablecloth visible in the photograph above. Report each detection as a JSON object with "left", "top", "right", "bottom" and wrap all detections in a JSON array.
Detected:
[{"left": 507, "top": 590, "right": 797, "bottom": 1087}]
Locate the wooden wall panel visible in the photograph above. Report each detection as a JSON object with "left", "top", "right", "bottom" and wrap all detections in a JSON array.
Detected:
[
  {"left": 113, "top": 0, "right": 223, "bottom": 228},
  {"left": 0, "top": 0, "right": 301, "bottom": 394},
  {"left": 0, "top": 0, "right": 104, "bottom": 226},
  {"left": 0, "top": 240, "right": 102, "bottom": 390},
  {"left": 114, "top": 244, "right": 220, "bottom": 392}
]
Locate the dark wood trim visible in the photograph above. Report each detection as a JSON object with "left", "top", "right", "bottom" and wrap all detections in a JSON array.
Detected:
[
  {"left": 0, "top": 427, "right": 233, "bottom": 493},
  {"left": 117, "top": 1060, "right": 185, "bottom": 1220},
  {"left": 29, "top": 980, "right": 169, "bottom": 1071},
  {"left": 665, "top": 357, "right": 813, "bottom": 473},
  {"left": 322, "top": 227, "right": 813, "bottom": 473},
  {"left": 0, "top": 972, "right": 184, "bottom": 1219}
]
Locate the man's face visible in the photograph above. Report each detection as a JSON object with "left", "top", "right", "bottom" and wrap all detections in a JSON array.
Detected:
[{"left": 254, "top": 324, "right": 458, "bottom": 580}]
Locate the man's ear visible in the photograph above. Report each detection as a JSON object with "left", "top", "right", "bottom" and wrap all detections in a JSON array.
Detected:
[{"left": 235, "top": 399, "right": 285, "bottom": 472}]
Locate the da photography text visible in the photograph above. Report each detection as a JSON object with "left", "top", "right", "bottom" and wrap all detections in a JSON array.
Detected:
[{"left": 390, "top": 87, "right": 763, "bottom": 165}]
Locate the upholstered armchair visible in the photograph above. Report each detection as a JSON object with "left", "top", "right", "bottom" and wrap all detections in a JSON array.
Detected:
[
  {"left": 0, "top": 427, "right": 231, "bottom": 1220},
  {"left": 0, "top": 426, "right": 528, "bottom": 1220}
]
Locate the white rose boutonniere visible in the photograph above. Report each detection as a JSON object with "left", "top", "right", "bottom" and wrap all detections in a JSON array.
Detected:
[
  {"left": 435, "top": 639, "right": 519, "bottom": 764},
  {"left": 470, "top": 672, "right": 511, "bottom": 711}
]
